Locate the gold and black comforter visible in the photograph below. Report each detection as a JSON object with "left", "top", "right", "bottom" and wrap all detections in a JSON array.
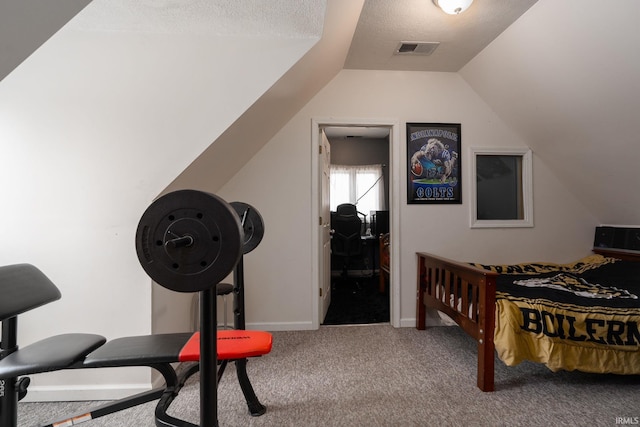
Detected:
[{"left": 473, "top": 255, "right": 640, "bottom": 374}]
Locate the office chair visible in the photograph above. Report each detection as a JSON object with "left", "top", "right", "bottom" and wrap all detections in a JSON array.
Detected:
[
  {"left": 336, "top": 203, "right": 358, "bottom": 216},
  {"left": 331, "top": 205, "right": 363, "bottom": 282},
  {"left": 336, "top": 203, "right": 367, "bottom": 235}
]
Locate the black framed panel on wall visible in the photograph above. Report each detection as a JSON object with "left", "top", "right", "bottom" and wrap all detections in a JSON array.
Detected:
[{"left": 406, "top": 122, "right": 461, "bottom": 204}]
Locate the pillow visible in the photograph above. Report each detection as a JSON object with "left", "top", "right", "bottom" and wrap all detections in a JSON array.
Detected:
[{"left": 470, "top": 254, "right": 618, "bottom": 275}]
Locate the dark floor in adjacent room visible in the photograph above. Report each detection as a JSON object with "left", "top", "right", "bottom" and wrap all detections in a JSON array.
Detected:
[{"left": 322, "top": 274, "right": 389, "bottom": 325}]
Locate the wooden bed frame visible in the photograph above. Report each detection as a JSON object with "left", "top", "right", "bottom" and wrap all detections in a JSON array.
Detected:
[
  {"left": 415, "top": 252, "right": 498, "bottom": 391},
  {"left": 415, "top": 246, "right": 640, "bottom": 392}
]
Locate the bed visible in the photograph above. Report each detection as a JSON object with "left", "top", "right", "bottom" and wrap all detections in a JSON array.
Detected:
[{"left": 416, "top": 229, "right": 640, "bottom": 392}]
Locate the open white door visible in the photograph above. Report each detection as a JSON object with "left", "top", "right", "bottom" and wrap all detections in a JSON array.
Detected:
[
  {"left": 312, "top": 118, "right": 400, "bottom": 328},
  {"left": 319, "top": 129, "right": 332, "bottom": 323}
]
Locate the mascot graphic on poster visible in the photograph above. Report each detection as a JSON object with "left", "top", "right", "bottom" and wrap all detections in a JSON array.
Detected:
[{"left": 410, "top": 137, "right": 458, "bottom": 184}]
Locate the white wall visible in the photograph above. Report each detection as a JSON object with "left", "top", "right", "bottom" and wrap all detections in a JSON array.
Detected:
[
  {"left": 459, "top": 0, "right": 640, "bottom": 224},
  {"left": 0, "top": 0, "right": 324, "bottom": 401},
  {"left": 2, "top": 0, "right": 620, "bottom": 402},
  {"left": 214, "top": 69, "right": 599, "bottom": 330}
]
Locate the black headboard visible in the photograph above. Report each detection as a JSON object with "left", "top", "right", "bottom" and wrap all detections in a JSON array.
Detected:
[
  {"left": 593, "top": 226, "right": 640, "bottom": 261},
  {"left": 594, "top": 226, "right": 640, "bottom": 251}
]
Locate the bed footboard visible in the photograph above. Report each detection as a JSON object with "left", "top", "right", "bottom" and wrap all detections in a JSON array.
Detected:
[{"left": 416, "top": 252, "right": 498, "bottom": 391}]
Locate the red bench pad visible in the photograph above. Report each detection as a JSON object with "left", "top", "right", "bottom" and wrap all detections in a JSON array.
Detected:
[{"left": 179, "top": 330, "right": 272, "bottom": 362}]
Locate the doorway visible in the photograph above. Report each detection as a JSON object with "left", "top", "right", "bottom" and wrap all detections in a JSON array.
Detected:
[
  {"left": 310, "top": 118, "right": 401, "bottom": 330},
  {"left": 323, "top": 127, "right": 390, "bottom": 325}
]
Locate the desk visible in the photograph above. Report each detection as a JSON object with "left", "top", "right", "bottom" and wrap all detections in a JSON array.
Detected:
[
  {"left": 330, "top": 234, "right": 378, "bottom": 276},
  {"left": 361, "top": 234, "right": 378, "bottom": 275},
  {"left": 379, "top": 233, "right": 390, "bottom": 293}
]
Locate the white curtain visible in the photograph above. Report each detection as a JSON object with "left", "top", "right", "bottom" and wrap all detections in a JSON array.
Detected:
[{"left": 330, "top": 164, "right": 385, "bottom": 215}]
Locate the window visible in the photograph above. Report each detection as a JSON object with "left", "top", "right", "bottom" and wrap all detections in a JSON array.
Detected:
[
  {"left": 469, "top": 147, "right": 533, "bottom": 228},
  {"left": 330, "top": 164, "right": 385, "bottom": 216}
]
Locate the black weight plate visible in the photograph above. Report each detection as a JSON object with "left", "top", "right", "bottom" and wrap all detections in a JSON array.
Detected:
[
  {"left": 136, "top": 190, "right": 243, "bottom": 293},
  {"left": 230, "top": 201, "right": 264, "bottom": 254}
]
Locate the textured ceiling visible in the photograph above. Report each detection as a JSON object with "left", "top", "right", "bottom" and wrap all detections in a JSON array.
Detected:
[
  {"left": 345, "top": 0, "right": 538, "bottom": 72},
  {"left": 2, "top": 0, "right": 537, "bottom": 140},
  {"left": 1, "top": 0, "right": 536, "bottom": 81},
  {"left": 67, "top": 0, "right": 325, "bottom": 36},
  {"left": 0, "top": 0, "right": 91, "bottom": 82},
  {"left": 328, "top": 0, "right": 537, "bottom": 138},
  {"left": 0, "top": 0, "right": 326, "bottom": 82}
]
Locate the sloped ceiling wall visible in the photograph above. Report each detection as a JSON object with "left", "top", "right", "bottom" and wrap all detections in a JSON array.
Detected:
[
  {"left": 460, "top": 0, "right": 640, "bottom": 224},
  {"left": 0, "top": 0, "right": 328, "bottom": 399},
  {"left": 165, "top": 0, "right": 365, "bottom": 194},
  {"left": 6, "top": 0, "right": 637, "bottom": 226},
  {"left": 0, "top": 0, "right": 92, "bottom": 81}
]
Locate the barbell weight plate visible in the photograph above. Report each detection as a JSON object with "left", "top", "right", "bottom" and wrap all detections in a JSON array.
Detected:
[
  {"left": 230, "top": 201, "right": 265, "bottom": 254},
  {"left": 135, "top": 190, "right": 243, "bottom": 293}
]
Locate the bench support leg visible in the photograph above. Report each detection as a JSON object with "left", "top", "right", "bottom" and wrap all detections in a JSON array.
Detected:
[
  {"left": 1, "top": 318, "right": 19, "bottom": 427},
  {"left": 200, "top": 289, "right": 218, "bottom": 427},
  {"left": 236, "top": 358, "right": 266, "bottom": 416}
]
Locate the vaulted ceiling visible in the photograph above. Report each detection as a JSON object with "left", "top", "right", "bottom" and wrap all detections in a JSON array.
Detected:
[
  {"left": 0, "top": 0, "right": 91, "bottom": 81},
  {"left": 344, "top": 0, "right": 537, "bottom": 72},
  {"left": 0, "top": 0, "right": 536, "bottom": 81},
  {"left": 2, "top": 0, "right": 639, "bottom": 224}
]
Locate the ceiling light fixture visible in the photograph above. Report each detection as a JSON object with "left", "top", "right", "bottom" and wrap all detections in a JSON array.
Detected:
[{"left": 433, "top": 0, "right": 473, "bottom": 15}]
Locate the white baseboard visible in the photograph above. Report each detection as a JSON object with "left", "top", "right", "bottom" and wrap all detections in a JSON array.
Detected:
[
  {"left": 399, "top": 317, "right": 417, "bottom": 328},
  {"left": 401, "top": 311, "right": 457, "bottom": 328},
  {"left": 22, "top": 320, "right": 411, "bottom": 403},
  {"left": 21, "top": 384, "right": 153, "bottom": 402},
  {"left": 246, "top": 320, "right": 314, "bottom": 331},
  {"left": 253, "top": 320, "right": 424, "bottom": 330}
]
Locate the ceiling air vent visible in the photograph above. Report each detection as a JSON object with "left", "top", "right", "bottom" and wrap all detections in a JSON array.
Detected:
[{"left": 395, "top": 41, "right": 440, "bottom": 56}]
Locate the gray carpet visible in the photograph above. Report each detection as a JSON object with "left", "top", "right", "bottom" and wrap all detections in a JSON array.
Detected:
[{"left": 18, "top": 325, "right": 640, "bottom": 426}]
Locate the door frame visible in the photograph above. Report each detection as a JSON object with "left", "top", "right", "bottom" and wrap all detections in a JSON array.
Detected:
[{"left": 310, "top": 117, "right": 401, "bottom": 329}]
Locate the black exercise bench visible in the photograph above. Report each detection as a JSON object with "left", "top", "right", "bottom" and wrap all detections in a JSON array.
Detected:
[{"left": 0, "top": 263, "right": 272, "bottom": 427}]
